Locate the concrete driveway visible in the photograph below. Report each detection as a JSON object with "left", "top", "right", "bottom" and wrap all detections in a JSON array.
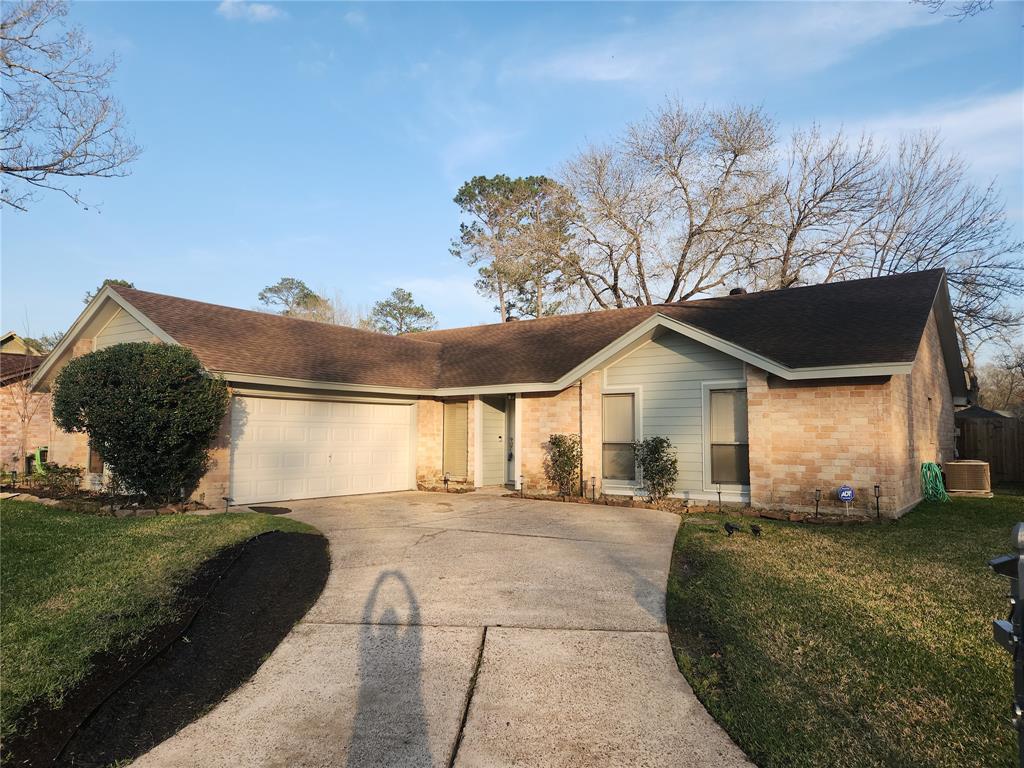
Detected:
[{"left": 135, "top": 491, "right": 750, "bottom": 768}]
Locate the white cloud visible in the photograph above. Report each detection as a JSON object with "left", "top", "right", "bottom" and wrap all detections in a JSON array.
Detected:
[
  {"left": 343, "top": 9, "right": 367, "bottom": 29},
  {"left": 852, "top": 90, "right": 1024, "bottom": 181},
  {"left": 216, "top": 0, "right": 285, "bottom": 23},
  {"left": 504, "top": 2, "right": 940, "bottom": 86}
]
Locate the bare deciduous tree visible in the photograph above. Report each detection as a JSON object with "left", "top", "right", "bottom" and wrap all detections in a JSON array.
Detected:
[
  {"left": 455, "top": 103, "right": 1021, "bottom": 388},
  {"left": 863, "top": 133, "right": 1023, "bottom": 391},
  {"left": 913, "top": 0, "right": 994, "bottom": 20},
  {"left": 559, "top": 101, "right": 776, "bottom": 308},
  {"left": 560, "top": 143, "right": 663, "bottom": 308},
  {"left": 1, "top": 0, "right": 140, "bottom": 210},
  {"left": 978, "top": 345, "right": 1024, "bottom": 417},
  {"left": 2, "top": 376, "right": 48, "bottom": 473},
  {"left": 749, "top": 127, "right": 883, "bottom": 290}
]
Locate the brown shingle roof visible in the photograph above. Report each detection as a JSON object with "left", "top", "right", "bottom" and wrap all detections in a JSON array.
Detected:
[
  {"left": 417, "top": 269, "right": 947, "bottom": 387},
  {"left": 112, "top": 287, "right": 442, "bottom": 389},
  {"left": 1, "top": 353, "right": 45, "bottom": 385},
  {"left": 109, "top": 270, "right": 948, "bottom": 390}
]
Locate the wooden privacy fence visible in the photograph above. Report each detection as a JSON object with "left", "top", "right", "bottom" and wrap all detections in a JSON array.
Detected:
[{"left": 956, "top": 416, "right": 1024, "bottom": 483}]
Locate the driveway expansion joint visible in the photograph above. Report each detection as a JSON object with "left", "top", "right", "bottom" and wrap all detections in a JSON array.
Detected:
[{"left": 447, "top": 626, "right": 488, "bottom": 768}]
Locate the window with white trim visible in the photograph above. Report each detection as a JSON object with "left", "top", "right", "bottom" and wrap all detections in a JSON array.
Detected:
[
  {"left": 602, "top": 393, "right": 635, "bottom": 481},
  {"left": 709, "top": 388, "right": 749, "bottom": 485}
]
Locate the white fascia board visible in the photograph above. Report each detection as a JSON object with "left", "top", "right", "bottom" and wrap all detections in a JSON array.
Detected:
[
  {"left": 29, "top": 286, "right": 179, "bottom": 391},
  {"left": 220, "top": 371, "right": 436, "bottom": 396},
  {"left": 220, "top": 371, "right": 568, "bottom": 397}
]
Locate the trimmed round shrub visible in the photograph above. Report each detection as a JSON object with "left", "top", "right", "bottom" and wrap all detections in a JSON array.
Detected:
[
  {"left": 634, "top": 436, "right": 679, "bottom": 502},
  {"left": 52, "top": 343, "right": 229, "bottom": 504}
]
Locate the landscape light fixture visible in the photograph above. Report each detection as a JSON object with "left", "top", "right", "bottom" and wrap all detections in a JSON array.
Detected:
[
  {"left": 591, "top": 476, "right": 597, "bottom": 502},
  {"left": 519, "top": 475, "right": 525, "bottom": 497},
  {"left": 443, "top": 472, "right": 451, "bottom": 493},
  {"left": 814, "top": 488, "right": 822, "bottom": 518},
  {"left": 717, "top": 483, "right": 723, "bottom": 513},
  {"left": 874, "top": 484, "right": 882, "bottom": 521},
  {"left": 221, "top": 496, "right": 233, "bottom": 513}
]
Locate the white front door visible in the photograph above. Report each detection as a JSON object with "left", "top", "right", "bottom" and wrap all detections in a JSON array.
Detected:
[{"left": 229, "top": 396, "right": 413, "bottom": 505}]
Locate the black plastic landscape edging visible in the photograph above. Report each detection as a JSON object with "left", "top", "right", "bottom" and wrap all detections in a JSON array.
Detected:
[{"left": 3, "top": 529, "right": 330, "bottom": 768}]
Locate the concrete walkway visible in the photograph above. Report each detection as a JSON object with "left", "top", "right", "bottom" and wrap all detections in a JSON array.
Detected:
[{"left": 134, "top": 491, "right": 751, "bottom": 768}]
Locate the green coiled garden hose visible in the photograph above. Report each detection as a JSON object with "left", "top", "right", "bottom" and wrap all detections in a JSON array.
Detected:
[{"left": 921, "top": 462, "right": 950, "bottom": 502}]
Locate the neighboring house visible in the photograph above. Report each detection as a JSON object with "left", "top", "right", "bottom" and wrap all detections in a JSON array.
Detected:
[
  {"left": 1, "top": 333, "right": 51, "bottom": 473},
  {"left": 30, "top": 270, "right": 966, "bottom": 517}
]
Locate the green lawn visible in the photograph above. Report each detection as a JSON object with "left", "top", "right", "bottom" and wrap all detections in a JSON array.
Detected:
[
  {"left": 667, "top": 489, "right": 1024, "bottom": 768},
  {"left": 0, "top": 500, "right": 316, "bottom": 745}
]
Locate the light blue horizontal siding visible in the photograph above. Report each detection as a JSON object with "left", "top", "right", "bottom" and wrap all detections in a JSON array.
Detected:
[{"left": 605, "top": 332, "right": 744, "bottom": 492}]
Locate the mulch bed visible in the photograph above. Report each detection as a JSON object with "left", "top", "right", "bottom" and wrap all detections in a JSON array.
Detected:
[
  {"left": 504, "top": 491, "right": 879, "bottom": 524},
  {"left": 2, "top": 530, "right": 330, "bottom": 768}
]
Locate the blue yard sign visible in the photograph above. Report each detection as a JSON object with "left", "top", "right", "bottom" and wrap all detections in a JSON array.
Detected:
[{"left": 838, "top": 485, "right": 855, "bottom": 503}]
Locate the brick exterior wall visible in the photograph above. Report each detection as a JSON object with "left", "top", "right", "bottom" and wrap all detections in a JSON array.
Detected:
[
  {"left": 746, "top": 369, "right": 896, "bottom": 515},
  {"left": 46, "top": 339, "right": 94, "bottom": 477},
  {"left": 193, "top": 402, "right": 232, "bottom": 506},
  {"left": 517, "top": 371, "right": 602, "bottom": 495},
  {"left": 747, "top": 309, "right": 954, "bottom": 517},
  {"left": 887, "top": 311, "right": 955, "bottom": 512},
  {"left": 416, "top": 397, "right": 444, "bottom": 488},
  {"left": 0, "top": 382, "right": 51, "bottom": 472}
]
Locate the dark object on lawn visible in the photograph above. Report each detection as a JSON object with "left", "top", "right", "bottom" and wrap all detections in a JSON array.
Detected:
[
  {"left": 750, "top": 524, "right": 762, "bottom": 538},
  {"left": 988, "top": 522, "right": 1024, "bottom": 768},
  {"left": 874, "top": 484, "right": 882, "bottom": 520},
  {"left": 53, "top": 531, "right": 330, "bottom": 768},
  {"left": 724, "top": 522, "right": 742, "bottom": 537},
  {"left": 814, "top": 488, "right": 821, "bottom": 518},
  {"left": 247, "top": 506, "right": 291, "bottom": 516}
]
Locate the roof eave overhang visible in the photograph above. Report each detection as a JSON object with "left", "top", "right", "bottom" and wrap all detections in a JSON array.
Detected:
[
  {"left": 216, "top": 314, "right": 915, "bottom": 397},
  {"left": 929, "top": 273, "right": 970, "bottom": 400}
]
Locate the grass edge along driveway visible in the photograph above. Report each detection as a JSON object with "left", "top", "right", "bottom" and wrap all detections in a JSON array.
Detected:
[
  {"left": 667, "top": 489, "right": 1023, "bottom": 768},
  {"left": 0, "top": 500, "right": 317, "bottom": 746}
]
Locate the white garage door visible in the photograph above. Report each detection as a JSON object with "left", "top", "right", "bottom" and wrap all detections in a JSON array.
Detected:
[{"left": 229, "top": 396, "right": 414, "bottom": 505}]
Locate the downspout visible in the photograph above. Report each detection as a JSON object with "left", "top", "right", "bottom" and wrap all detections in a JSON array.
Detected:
[{"left": 578, "top": 378, "right": 584, "bottom": 497}]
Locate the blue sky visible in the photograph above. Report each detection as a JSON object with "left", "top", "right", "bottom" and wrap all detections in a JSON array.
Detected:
[{"left": 2, "top": 0, "right": 1022, "bottom": 337}]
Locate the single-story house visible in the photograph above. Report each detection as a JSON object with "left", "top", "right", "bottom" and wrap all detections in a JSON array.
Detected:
[
  {"left": 1, "top": 333, "right": 51, "bottom": 473},
  {"left": 30, "top": 269, "right": 966, "bottom": 517}
]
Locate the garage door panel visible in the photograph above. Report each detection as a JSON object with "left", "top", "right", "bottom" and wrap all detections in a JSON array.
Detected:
[{"left": 230, "top": 396, "right": 412, "bottom": 505}]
